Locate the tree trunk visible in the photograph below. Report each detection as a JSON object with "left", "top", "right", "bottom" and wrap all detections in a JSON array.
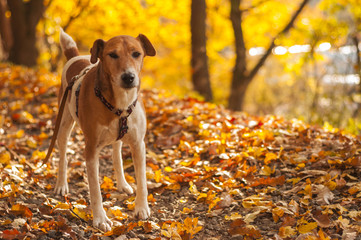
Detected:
[
  {"left": 228, "top": 0, "right": 310, "bottom": 111},
  {"left": 191, "top": 0, "right": 213, "bottom": 101},
  {"left": 7, "top": 0, "right": 45, "bottom": 67},
  {"left": 0, "top": 0, "right": 12, "bottom": 58},
  {"left": 352, "top": 35, "right": 361, "bottom": 118},
  {"left": 228, "top": 0, "right": 248, "bottom": 111}
]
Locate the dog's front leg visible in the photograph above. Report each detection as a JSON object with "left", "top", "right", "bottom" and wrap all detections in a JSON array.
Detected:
[
  {"left": 85, "top": 145, "right": 112, "bottom": 231},
  {"left": 112, "top": 141, "right": 134, "bottom": 194},
  {"left": 131, "top": 140, "right": 150, "bottom": 219}
]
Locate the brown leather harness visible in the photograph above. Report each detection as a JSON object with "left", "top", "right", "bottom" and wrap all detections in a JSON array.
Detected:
[{"left": 42, "top": 68, "right": 137, "bottom": 166}]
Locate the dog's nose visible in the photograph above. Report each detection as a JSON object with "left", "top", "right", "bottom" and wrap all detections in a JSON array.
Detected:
[{"left": 121, "top": 73, "right": 135, "bottom": 85}]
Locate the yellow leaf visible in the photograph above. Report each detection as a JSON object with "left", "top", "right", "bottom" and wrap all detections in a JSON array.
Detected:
[
  {"left": 189, "top": 181, "right": 198, "bottom": 194},
  {"left": 21, "top": 111, "right": 34, "bottom": 123},
  {"left": 296, "top": 163, "right": 305, "bottom": 170},
  {"left": 26, "top": 138, "right": 37, "bottom": 148},
  {"left": 126, "top": 196, "right": 135, "bottom": 210},
  {"left": 298, "top": 222, "right": 318, "bottom": 234},
  {"left": 31, "top": 150, "right": 46, "bottom": 160},
  {"left": 287, "top": 177, "right": 301, "bottom": 185},
  {"left": 100, "top": 176, "right": 114, "bottom": 191},
  {"left": 125, "top": 174, "right": 135, "bottom": 183},
  {"left": 264, "top": 152, "right": 278, "bottom": 165},
  {"left": 208, "top": 197, "right": 221, "bottom": 212},
  {"left": 148, "top": 194, "right": 156, "bottom": 203},
  {"left": 166, "top": 182, "right": 181, "bottom": 191},
  {"left": 318, "top": 229, "right": 331, "bottom": 240},
  {"left": 300, "top": 184, "right": 312, "bottom": 198},
  {"left": 38, "top": 132, "right": 49, "bottom": 141},
  {"left": 72, "top": 204, "right": 91, "bottom": 221},
  {"left": 0, "top": 151, "right": 11, "bottom": 165},
  {"left": 183, "top": 217, "right": 202, "bottom": 236},
  {"left": 15, "top": 129, "right": 24, "bottom": 138},
  {"left": 279, "top": 226, "right": 296, "bottom": 238},
  {"left": 161, "top": 222, "right": 182, "bottom": 240},
  {"left": 108, "top": 206, "right": 127, "bottom": 220},
  {"left": 197, "top": 192, "right": 208, "bottom": 201},
  {"left": 164, "top": 166, "right": 173, "bottom": 172},
  {"left": 54, "top": 203, "right": 70, "bottom": 210},
  {"left": 260, "top": 165, "right": 275, "bottom": 176},
  {"left": 154, "top": 169, "right": 164, "bottom": 183},
  {"left": 225, "top": 212, "right": 243, "bottom": 221},
  {"left": 272, "top": 207, "right": 285, "bottom": 222},
  {"left": 182, "top": 207, "right": 192, "bottom": 214}
]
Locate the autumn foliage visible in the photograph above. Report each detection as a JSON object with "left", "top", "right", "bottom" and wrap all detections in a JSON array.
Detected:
[{"left": 1, "top": 63, "right": 361, "bottom": 239}]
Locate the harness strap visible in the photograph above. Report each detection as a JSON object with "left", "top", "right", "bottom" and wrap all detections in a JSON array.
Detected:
[
  {"left": 75, "top": 83, "right": 81, "bottom": 117},
  {"left": 94, "top": 87, "right": 137, "bottom": 140}
]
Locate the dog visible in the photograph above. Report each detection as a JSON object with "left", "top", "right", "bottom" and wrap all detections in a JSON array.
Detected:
[{"left": 55, "top": 29, "right": 155, "bottom": 231}]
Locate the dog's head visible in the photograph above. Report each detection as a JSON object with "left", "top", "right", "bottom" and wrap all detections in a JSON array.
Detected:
[{"left": 90, "top": 34, "right": 155, "bottom": 89}]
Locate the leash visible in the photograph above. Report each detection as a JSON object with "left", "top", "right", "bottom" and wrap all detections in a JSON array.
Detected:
[{"left": 41, "top": 68, "right": 90, "bottom": 167}]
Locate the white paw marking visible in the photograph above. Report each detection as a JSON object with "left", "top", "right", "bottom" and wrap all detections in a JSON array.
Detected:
[
  {"left": 93, "top": 212, "right": 113, "bottom": 232},
  {"left": 54, "top": 181, "right": 69, "bottom": 195},
  {"left": 117, "top": 182, "right": 134, "bottom": 195},
  {"left": 135, "top": 201, "right": 150, "bottom": 219}
]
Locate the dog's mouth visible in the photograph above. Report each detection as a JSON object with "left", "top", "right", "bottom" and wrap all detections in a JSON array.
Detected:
[{"left": 121, "top": 82, "right": 137, "bottom": 89}]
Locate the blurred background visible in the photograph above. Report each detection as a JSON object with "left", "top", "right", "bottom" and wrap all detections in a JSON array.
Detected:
[{"left": 1, "top": 0, "right": 361, "bottom": 133}]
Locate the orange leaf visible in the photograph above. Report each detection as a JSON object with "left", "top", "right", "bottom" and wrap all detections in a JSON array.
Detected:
[
  {"left": 100, "top": 176, "right": 114, "bottom": 191},
  {"left": 2, "top": 229, "right": 21, "bottom": 240},
  {"left": 249, "top": 175, "right": 285, "bottom": 187},
  {"left": 11, "top": 204, "right": 32, "bottom": 219},
  {"left": 272, "top": 207, "right": 285, "bottom": 222},
  {"left": 183, "top": 217, "right": 202, "bottom": 237}
]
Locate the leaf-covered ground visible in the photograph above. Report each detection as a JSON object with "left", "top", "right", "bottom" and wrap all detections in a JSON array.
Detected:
[{"left": 1, "top": 63, "right": 361, "bottom": 240}]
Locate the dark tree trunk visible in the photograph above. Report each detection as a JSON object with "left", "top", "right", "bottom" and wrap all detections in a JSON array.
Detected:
[
  {"left": 228, "top": 0, "right": 310, "bottom": 111},
  {"left": 191, "top": 0, "right": 213, "bottom": 101},
  {"left": 352, "top": 35, "right": 361, "bottom": 117},
  {"left": 0, "top": 0, "right": 12, "bottom": 58},
  {"left": 354, "top": 35, "right": 361, "bottom": 94},
  {"left": 7, "top": 0, "right": 45, "bottom": 67},
  {"left": 228, "top": 0, "right": 248, "bottom": 110}
]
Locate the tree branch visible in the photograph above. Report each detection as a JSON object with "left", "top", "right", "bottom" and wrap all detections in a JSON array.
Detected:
[
  {"left": 248, "top": 0, "right": 310, "bottom": 80},
  {"left": 240, "top": 0, "right": 270, "bottom": 13},
  {"left": 63, "top": 0, "right": 90, "bottom": 31}
]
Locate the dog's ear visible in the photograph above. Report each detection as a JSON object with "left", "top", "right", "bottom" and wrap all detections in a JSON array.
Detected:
[
  {"left": 90, "top": 39, "right": 105, "bottom": 64},
  {"left": 137, "top": 34, "right": 156, "bottom": 57}
]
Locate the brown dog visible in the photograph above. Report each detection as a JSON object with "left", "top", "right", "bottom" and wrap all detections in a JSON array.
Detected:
[{"left": 55, "top": 29, "right": 155, "bottom": 231}]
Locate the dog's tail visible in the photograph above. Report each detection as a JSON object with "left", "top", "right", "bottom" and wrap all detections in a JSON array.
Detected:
[{"left": 60, "top": 28, "right": 79, "bottom": 61}]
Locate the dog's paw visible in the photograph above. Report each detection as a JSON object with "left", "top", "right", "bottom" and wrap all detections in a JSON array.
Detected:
[
  {"left": 93, "top": 213, "right": 113, "bottom": 232},
  {"left": 135, "top": 202, "right": 150, "bottom": 219},
  {"left": 54, "top": 181, "right": 69, "bottom": 195},
  {"left": 117, "top": 182, "right": 134, "bottom": 195}
]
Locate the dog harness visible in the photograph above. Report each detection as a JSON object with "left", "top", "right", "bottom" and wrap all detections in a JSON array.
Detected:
[
  {"left": 94, "top": 87, "right": 137, "bottom": 140},
  {"left": 75, "top": 82, "right": 137, "bottom": 141},
  {"left": 74, "top": 69, "right": 137, "bottom": 140}
]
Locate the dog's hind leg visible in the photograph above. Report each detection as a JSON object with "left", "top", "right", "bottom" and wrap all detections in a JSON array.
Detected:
[
  {"left": 54, "top": 107, "right": 75, "bottom": 195},
  {"left": 112, "top": 141, "right": 134, "bottom": 195}
]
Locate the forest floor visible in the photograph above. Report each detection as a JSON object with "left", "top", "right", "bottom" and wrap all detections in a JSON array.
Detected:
[{"left": 1, "top": 64, "right": 361, "bottom": 240}]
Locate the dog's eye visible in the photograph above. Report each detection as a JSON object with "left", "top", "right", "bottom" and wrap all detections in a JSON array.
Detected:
[
  {"left": 109, "top": 52, "right": 119, "bottom": 59},
  {"left": 132, "top": 51, "right": 141, "bottom": 58}
]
